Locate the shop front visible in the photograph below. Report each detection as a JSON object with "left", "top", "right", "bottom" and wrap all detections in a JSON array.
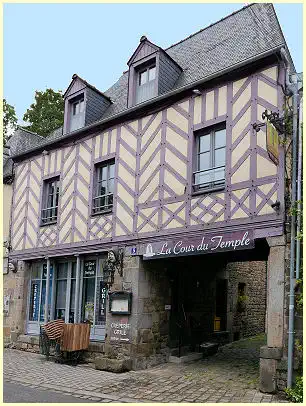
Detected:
[{"left": 26, "top": 256, "right": 107, "bottom": 341}]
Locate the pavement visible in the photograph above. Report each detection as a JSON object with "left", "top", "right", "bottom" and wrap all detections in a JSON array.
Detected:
[
  {"left": 4, "top": 336, "right": 289, "bottom": 403},
  {"left": 3, "top": 381, "right": 95, "bottom": 403}
]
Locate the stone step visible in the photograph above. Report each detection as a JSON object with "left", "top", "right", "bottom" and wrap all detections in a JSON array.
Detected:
[{"left": 169, "top": 352, "right": 202, "bottom": 363}]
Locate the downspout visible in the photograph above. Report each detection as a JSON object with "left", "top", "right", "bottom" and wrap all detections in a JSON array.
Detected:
[
  {"left": 280, "top": 48, "right": 299, "bottom": 389},
  {"left": 295, "top": 96, "right": 303, "bottom": 280}
]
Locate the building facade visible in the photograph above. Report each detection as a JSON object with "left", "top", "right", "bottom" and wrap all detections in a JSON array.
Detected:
[{"left": 7, "top": 3, "right": 300, "bottom": 393}]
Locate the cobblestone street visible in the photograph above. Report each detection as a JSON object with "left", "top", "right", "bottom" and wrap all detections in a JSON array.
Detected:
[{"left": 4, "top": 337, "right": 288, "bottom": 403}]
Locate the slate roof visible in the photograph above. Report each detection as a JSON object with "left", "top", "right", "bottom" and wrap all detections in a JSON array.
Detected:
[
  {"left": 3, "top": 127, "right": 44, "bottom": 181},
  {"left": 12, "top": 2, "right": 293, "bottom": 158}
]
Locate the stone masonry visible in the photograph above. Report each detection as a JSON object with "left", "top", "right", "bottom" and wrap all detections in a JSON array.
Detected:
[{"left": 227, "top": 261, "right": 267, "bottom": 340}]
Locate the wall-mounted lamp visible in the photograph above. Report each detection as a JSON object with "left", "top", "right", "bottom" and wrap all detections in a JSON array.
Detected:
[
  {"left": 271, "top": 201, "right": 281, "bottom": 212},
  {"left": 192, "top": 89, "right": 202, "bottom": 96}
]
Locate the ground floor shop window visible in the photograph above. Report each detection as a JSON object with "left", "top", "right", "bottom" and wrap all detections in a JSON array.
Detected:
[{"left": 27, "top": 258, "right": 107, "bottom": 340}]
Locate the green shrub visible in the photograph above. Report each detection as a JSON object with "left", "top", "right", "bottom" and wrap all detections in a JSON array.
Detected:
[{"left": 285, "top": 376, "right": 303, "bottom": 403}]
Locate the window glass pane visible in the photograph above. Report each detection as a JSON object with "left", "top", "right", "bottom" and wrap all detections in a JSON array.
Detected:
[
  {"left": 82, "top": 277, "right": 95, "bottom": 323},
  {"left": 57, "top": 263, "right": 68, "bottom": 279},
  {"left": 199, "top": 152, "right": 210, "bottom": 171},
  {"left": 79, "top": 99, "right": 84, "bottom": 113},
  {"left": 69, "top": 279, "right": 76, "bottom": 323},
  {"left": 71, "top": 262, "right": 76, "bottom": 279},
  {"left": 102, "top": 166, "right": 107, "bottom": 181},
  {"left": 199, "top": 135, "right": 210, "bottom": 152},
  {"left": 108, "top": 178, "right": 114, "bottom": 193},
  {"left": 109, "top": 163, "right": 115, "bottom": 179},
  {"left": 215, "top": 147, "right": 226, "bottom": 167},
  {"left": 139, "top": 71, "right": 147, "bottom": 86},
  {"left": 148, "top": 66, "right": 156, "bottom": 81},
  {"left": 31, "top": 263, "right": 41, "bottom": 280},
  {"left": 40, "top": 278, "right": 53, "bottom": 322},
  {"left": 56, "top": 280, "right": 67, "bottom": 310},
  {"left": 215, "top": 129, "right": 226, "bottom": 148},
  {"left": 98, "top": 182, "right": 106, "bottom": 196}
]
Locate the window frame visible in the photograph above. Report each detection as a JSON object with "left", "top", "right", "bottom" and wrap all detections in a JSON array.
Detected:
[
  {"left": 193, "top": 124, "right": 227, "bottom": 194},
  {"left": 91, "top": 159, "right": 115, "bottom": 216},
  {"left": 40, "top": 175, "right": 60, "bottom": 226}
]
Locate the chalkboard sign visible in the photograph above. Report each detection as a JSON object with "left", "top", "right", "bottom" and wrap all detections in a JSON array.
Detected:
[{"left": 84, "top": 260, "right": 96, "bottom": 277}]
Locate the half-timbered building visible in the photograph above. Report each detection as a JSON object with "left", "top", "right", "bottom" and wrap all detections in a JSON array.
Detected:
[{"left": 7, "top": 3, "right": 299, "bottom": 392}]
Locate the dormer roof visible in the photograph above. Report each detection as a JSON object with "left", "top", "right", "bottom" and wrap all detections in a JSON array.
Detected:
[{"left": 64, "top": 74, "right": 112, "bottom": 103}]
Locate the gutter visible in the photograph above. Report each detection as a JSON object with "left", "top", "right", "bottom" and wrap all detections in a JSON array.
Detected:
[
  {"left": 280, "top": 47, "right": 300, "bottom": 389},
  {"left": 12, "top": 45, "right": 284, "bottom": 161}
]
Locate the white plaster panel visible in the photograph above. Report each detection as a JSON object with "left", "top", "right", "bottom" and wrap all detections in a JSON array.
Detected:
[
  {"left": 231, "top": 156, "right": 250, "bottom": 183},
  {"left": 193, "top": 96, "right": 202, "bottom": 124},
  {"left": 232, "top": 83, "right": 251, "bottom": 119},
  {"left": 258, "top": 80, "right": 278, "bottom": 107},
  {"left": 257, "top": 155, "right": 277, "bottom": 178},
  {"left": 233, "top": 77, "right": 248, "bottom": 95},
  {"left": 165, "top": 148, "right": 187, "bottom": 178},
  {"left": 167, "top": 107, "right": 188, "bottom": 133},
  {"left": 232, "top": 107, "right": 251, "bottom": 142},
  {"left": 166, "top": 127, "right": 188, "bottom": 155},
  {"left": 205, "top": 91, "right": 214, "bottom": 120},
  {"left": 218, "top": 86, "right": 227, "bottom": 116},
  {"left": 231, "top": 132, "right": 250, "bottom": 167},
  {"left": 121, "top": 126, "right": 137, "bottom": 151},
  {"left": 164, "top": 170, "right": 185, "bottom": 195}
]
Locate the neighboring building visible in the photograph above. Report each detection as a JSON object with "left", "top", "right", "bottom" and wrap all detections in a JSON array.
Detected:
[{"left": 7, "top": 3, "right": 302, "bottom": 393}]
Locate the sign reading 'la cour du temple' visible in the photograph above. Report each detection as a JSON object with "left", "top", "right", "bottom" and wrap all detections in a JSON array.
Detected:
[{"left": 134, "top": 230, "right": 254, "bottom": 260}]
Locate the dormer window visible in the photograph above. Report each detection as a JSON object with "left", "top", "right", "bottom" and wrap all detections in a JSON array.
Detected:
[
  {"left": 70, "top": 95, "right": 85, "bottom": 132},
  {"left": 136, "top": 63, "right": 156, "bottom": 104},
  {"left": 127, "top": 36, "right": 182, "bottom": 108}
]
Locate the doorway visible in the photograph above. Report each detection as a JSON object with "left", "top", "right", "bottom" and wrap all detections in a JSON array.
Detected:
[{"left": 168, "top": 255, "right": 228, "bottom": 352}]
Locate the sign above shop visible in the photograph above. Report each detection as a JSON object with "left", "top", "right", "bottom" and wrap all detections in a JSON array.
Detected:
[{"left": 138, "top": 230, "right": 254, "bottom": 260}]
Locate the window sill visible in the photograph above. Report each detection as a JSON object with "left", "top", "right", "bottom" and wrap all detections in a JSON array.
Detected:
[
  {"left": 40, "top": 221, "right": 57, "bottom": 227},
  {"left": 91, "top": 208, "right": 113, "bottom": 217},
  {"left": 192, "top": 185, "right": 225, "bottom": 197}
]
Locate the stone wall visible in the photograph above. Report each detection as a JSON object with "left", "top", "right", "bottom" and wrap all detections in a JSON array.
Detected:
[
  {"left": 227, "top": 261, "right": 267, "bottom": 340},
  {"left": 103, "top": 255, "right": 171, "bottom": 370},
  {"left": 3, "top": 260, "right": 29, "bottom": 345}
]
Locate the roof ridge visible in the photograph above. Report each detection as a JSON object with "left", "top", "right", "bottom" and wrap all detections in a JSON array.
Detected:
[{"left": 165, "top": 3, "right": 255, "bottom": 51}]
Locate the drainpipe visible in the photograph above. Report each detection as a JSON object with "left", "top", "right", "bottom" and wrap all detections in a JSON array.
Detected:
[
  {"left": 295, "top": 96, "right": 303, "bottom": 280},
  {"left": 280, "top": 48, "right": 299, "bottom": 389}
]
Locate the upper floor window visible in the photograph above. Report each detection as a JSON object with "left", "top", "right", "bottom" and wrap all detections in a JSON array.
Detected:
[
  {"left": 41, "top": 177, "right": 60, "bottom": 225},
  {"left": 70, "top": 95, "right": 85, "bottom": 132},
  {"left": 193, "top": 126, "right": 226, "bottom": 192},
  {"left": 136, "top": 64, "right": 156, "bottom": 104},
  {"left": 92, "top": 160, "right": 115, "bottom": 215}
]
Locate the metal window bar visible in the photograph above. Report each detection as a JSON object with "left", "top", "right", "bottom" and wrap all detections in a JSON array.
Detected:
[
  {"left": 193, "top": 166, "right": 225, "bottom": 190},
  {"left": 92, "top": 193, "right": 113, "bottom": 213}
]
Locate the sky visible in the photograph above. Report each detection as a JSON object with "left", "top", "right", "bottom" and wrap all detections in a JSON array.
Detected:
[{"left": 4, "top": 3, "right": 303, "bottom": 124}]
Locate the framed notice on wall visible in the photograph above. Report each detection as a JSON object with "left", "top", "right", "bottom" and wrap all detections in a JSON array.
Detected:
[{"left": 109, "top": 291, "right": 132, "bottom": 315}]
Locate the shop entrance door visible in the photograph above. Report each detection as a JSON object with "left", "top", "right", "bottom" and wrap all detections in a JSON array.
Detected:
[
  {"left": 27, "top": 262, "right": 54, "bottom": 335},
  {"left": 80, "top": 259, "right": 106, "bottom": 341}
]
